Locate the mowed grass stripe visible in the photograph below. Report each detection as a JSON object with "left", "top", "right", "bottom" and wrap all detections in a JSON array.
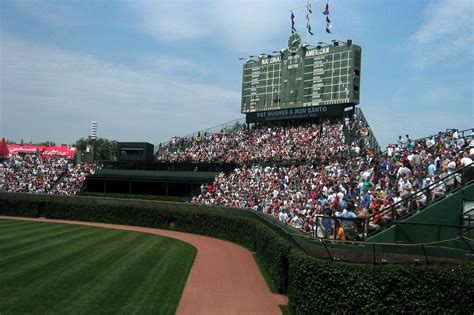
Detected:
[
  {"left": 51, "top": 237, "right": 182, "bottom": 314},
  {"left": 0, "top": 223, "right": 87, "bottom": 252},
  {"left": 122, "top": 239, "right": 197, "bottom": 314},
  {"left": 2, "top": 231, "right": 147, "bottom": 314},
  {"left": 0, "top": 227, "right": 126, "bottom": 282},
  {"left": 0, "top": 220, "right": 68, "bottom": 241},
  {"left": 0, "top": 225, "right": 103, "bottom": 266},
  {"left": 0, "top": 219, "right": 73, "bottom": 236},
  {"left": 0, "top": 219, "right": 42, "bottom": 229},
  {"left": 0, "top": 221, "right": 196, "bottom": 314}
]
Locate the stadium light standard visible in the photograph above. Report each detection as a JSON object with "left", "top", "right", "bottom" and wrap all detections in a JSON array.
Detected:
[
  {"left": 331, "top": 39, "right": 352, "bottom": 46},
  {"left": 238, "top": 55, "right": 258, "bottom": 62},
  {"left": 302, "top": 43, "right": 318, "bottom": 49},
  {"left": 256, "top": 51, "right": 283, "bottom": 58}
]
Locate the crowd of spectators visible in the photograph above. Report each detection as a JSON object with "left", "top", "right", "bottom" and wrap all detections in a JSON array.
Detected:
[
  {"left": 0, "top": 153, "right": 99, "bottom": 195},
  {"left": 50, "top": 163, "right": 98, "bottom": 195},
  {"left": 2, "top": 120, "right": 471, "bottom": 242},
  {"left": 156, "top": 118, "right": 367, "bottom": 164},
  {"left": 193, "top": 128, "right": 473, "bottom": 240},
  {"left": 1, "top": 154, "right": 69, "bottom": 193}
]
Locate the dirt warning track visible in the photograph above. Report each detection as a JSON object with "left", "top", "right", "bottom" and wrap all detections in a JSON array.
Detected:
[{"left": 0, "top": 216, "right": 288, "bottom": 315}]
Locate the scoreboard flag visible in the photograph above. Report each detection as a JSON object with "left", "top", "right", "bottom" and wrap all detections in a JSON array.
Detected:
[
  {"left": 291, "top": 12, "right": 296, "bottom": 33},
  {"left": 306, "top": 3, "right": 314, "bottom": 35},
  {"left": 324, "top": 1, "right": 332, "bottom": 33},
  {"left": 323, "top": 2, "right": 330, "bottom": 15}
]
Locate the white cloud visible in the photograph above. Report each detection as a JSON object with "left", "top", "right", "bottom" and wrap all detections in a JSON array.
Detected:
[
  {"left": 413, "top": 0, "right": 472, "bottom": 44},
  {"left": 212, "top": 1, "right": 291, "bottom": 51},
  {"left": 129, "top": 0, "right": 213, "bottom": 42},
  {"left": 410, "top": 0, "right": 473, "bottom": 67},
  {"left": 8, "top": 0, "right": 91, "bottom": 27},
  {"left": 140, "top": 53, "right": 206, "bottom": 75},
  {"left": 7, "top": 0, "right": 345, "bottom": 53},
  {"left": 0, "top": 31, "right": 241, "bottom": 144},
  {"left": 129, "top": 0, "right": 294, "bottom": 52}
]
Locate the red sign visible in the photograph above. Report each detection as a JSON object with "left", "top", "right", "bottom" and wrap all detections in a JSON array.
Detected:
[{"left": 7, "top": 145, "right": 76, "bottom": 158}]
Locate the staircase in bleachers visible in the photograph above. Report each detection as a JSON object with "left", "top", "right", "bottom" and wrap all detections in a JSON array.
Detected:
[
  {"left": 342, "top": 107, "right": 381, "bottom": 153},
  {"left": 366, "top": 165, "right": 474, "bottom": 244}
]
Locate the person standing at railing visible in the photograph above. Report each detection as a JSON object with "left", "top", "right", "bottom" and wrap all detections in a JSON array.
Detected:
[
  {"left": 419, "top": 177, "right": 431, "bottom": 190},
  {"left": 397, "top": 136, "right": 405, "bottom": 148},
  {"left": 427, "top": 158, "right": 437, "bottom": 177},
  {"left": 452, "top": 129, "right": 459, "bottom": 141},
  {"left": 334, "top": 219, "right": 346, "bottom": 240},
  {"left": 413, "top": 187, "right": 427, "bottom": 211},
  {"left": 426, "top": 136, "right": 436, "bottom": 148},
  {"left": 336, "top": 205, "right": 357, "bottom": 225},
  {"left": 442, "top": 161, "right": 457, "bottom": 191},
  {"left": 430, "top": 175, "right": 446, "bottom": 201},
  {"left": 460, "top": 151, "right": 473, "bottom": 167},
  {"left": 406, "top": 135, "right": 414, "bottom": 149}
]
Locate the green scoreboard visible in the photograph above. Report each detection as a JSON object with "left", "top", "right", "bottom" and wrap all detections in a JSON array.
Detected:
[{"left": 241, "top": 33, "right": 361, "bottom": 121}]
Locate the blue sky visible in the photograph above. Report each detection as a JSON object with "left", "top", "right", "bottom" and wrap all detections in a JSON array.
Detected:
[{"left": 0, "top": 0, "right": 472, "bottom": 147}]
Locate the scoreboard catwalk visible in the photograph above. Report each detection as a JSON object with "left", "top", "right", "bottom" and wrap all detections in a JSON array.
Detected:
[{"left": 241, "top": 33, "right": 361, "bottom": 122}]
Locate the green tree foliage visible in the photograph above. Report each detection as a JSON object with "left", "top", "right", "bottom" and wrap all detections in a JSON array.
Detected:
[
  {"left": 33, "top": 141, "right": 57, "bottom": 146},
  {"left": 75, "top": 137, "right": 117, "bottom": 161},
  {"left": 4, "top": 139, "right": 56, "bottom": 146}
]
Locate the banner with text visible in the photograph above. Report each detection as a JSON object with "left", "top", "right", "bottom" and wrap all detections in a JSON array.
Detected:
[{"left": 245, "top": 105, "right": 344, "bottom": 123}]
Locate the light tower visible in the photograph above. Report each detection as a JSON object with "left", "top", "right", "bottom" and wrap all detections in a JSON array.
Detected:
[
  {"left": 90, "top": 121, "right": 97, "bottom": 140},
  {"left": 87, "top": 121, "right": 97, "bottom": 162}
]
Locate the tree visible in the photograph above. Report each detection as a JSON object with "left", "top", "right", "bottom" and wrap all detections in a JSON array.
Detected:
[
  {"left": 33, "top": 141, "right": 57, "bottom": 146},
  {"left": 40, "top": 141, "right": 56, "bottom": 146},
  {"left": 75, "top": 137, "right": 118, "bottom": 161}
]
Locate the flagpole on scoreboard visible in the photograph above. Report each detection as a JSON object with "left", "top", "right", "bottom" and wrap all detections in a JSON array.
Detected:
[
  {"left": 290, "top": 0, "right": 320, "bottom": 45},
  {"left": 290, "top": 0, "right": 320, "bottom": 12},
  {"left": 306, "top": 0, "right": 309, "bottom": 44}
]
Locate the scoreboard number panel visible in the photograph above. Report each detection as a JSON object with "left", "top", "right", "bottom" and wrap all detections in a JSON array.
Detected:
[{"left": 241, "top": 33, "right": 361, "bottom": 114}]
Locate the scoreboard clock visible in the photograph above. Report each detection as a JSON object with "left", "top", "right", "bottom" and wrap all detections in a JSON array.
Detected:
[
  {"left": 241, "top": 33, "right": 361, "bottom": 116},
  {"left": 288, "top": 32, "right": 302, "bottom": 52}
]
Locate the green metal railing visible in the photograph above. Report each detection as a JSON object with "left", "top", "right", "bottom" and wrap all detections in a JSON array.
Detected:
[{"left": 365, "top": 166, "right": 473, "bottom": 238}]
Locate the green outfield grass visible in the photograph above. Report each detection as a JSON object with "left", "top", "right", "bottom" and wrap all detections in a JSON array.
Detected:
[{"left": 0, "top": 219, "right": 196, "bottom": 314}]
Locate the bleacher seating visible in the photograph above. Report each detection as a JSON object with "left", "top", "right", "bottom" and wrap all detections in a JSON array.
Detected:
[
  {"left": 192, "top": 123, "right": 473, "bottom": 239},
  {"left": 0, "top": 153, "right": 99, "bottom": 195},
  {"left": 156, "top": 118, "right": 371, "bottom": 164}
]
